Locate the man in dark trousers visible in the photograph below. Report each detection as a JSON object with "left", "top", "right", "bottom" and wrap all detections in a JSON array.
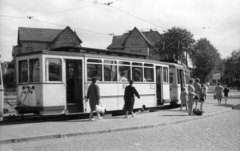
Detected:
[{"left": 124, "top": 79, "right": 140, "bottom": 118}]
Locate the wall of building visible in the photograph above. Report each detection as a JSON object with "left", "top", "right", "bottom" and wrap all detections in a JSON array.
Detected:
[
  {"left": 53, "top": 28, "right": 81, "bottom": 48},
  {"left": 124, "top": 30, "right": 149, "bottom": 55},
  {"left": 21, "top": 42, "right": 49, "bottom": 53}
]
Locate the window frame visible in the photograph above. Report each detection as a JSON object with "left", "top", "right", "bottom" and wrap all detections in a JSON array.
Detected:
[
  {"left": 132, "top": 62, "right": 143, "bottom": 82},
  {"left": 163, "top": 67, "right": 169, "bottom": 83},
  {"left": 87, "top": 58, "right": 103, "bottom": 82},
  {"left": 45, "top": 58, "right": 62, "bottom": 82},
  {"left": 103, "top": 60, "right": 118, "bottom": 82},
  {"left": 18, "top": 60, "right": 28, "bottom": 83},
  {"left": 29, "top": 58, "right": 40, "bottom": 83},
  {"left": 143, "top": 63, "right": 155, "bottom": 82}
]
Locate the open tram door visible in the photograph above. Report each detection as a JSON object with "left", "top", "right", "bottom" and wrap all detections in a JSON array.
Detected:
[
  {"left": 155, "top": 66, "right": 163, "bottom": 105},
  {"left": 178, "top": 69, "right": 185, "bottom": 89},
  {"left": 66, "top": 59, "right": 84, "bottom": 113}
]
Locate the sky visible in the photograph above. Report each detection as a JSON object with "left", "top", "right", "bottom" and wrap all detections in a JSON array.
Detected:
[{"left": 0, "top": 0, "right": 240, "bottom": 62}]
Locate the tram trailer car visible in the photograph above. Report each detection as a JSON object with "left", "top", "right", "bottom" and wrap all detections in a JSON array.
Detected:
[
  {"left": 169, "top": 63, "right": 188, "bottom": 106},
  {"left": 14, "top": 48, "right": 185, "bottom": 116}
]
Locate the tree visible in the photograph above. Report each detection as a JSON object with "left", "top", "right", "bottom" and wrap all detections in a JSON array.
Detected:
[
  {"left": 192, "top": 38, "right": 221, "bottom": 83},
  {"left": 154, "top": 27, "right": 195, "bottom": 63},
  {"left": 223, "top": 49, "right": 240, "bottom": 88}
]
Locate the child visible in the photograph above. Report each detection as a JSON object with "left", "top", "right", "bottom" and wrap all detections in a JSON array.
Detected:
[
  {"left": 223, "top": 85, "right": 229, "bottom": 104},
  {"left": 199, "top": 84, "right": 206, "bottom": 111},
  {"left": 180, "top": 88, "right": 188, "bottom": 111}
]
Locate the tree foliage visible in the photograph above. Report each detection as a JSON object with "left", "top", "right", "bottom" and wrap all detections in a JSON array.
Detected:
[
  {"left": 192, "top": 38, "right": 221, "bottom": 83},
  {"left": 154, "top": 27, "right": 195, "bottom": 60},
  {"left": 223, "top": 49, "right": 240, "bottom": 88}
]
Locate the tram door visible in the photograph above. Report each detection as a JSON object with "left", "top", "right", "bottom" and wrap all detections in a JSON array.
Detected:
[
  {"left": 178, "top": 69, "right": 184, "bottom": 89},
  {"left": 156, "top": 66, "right": 163, "bottom": 105},
  {"left": 66, "top": 60, "right": 83, "bottom": 113}
]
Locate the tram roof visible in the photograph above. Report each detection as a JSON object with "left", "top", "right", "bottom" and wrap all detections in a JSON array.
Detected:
[
  {"left": 15, "top": 47, "right": 171, "bottom": 66},
  {"left": 16, "top": 46, "right": 148, "bottom": 58}
]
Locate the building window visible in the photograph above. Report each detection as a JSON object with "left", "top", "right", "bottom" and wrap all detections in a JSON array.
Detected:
[
  {"left": 69, "top": 37, "right": 73, "bottom": 44},
  {"left": 63, "top": 36, "right": 67, "bottom": 44},
  {"left": 19, "top": 60, "right": 28, "bottom": 83},
  {"left": 30, "top": 58, "right": 40, "bottom": 82},
  {"left": 46, "top": 58, "right": 62, "bottom": 81}
]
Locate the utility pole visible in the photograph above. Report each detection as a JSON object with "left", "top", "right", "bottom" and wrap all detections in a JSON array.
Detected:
[{"left": 0, "top": 60, "right": 4, "bottom": 121}]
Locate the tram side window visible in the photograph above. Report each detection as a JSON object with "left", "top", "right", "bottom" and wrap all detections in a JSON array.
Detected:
[
  {"left": 46, "top": 58, "right": 62, "bottom": 81},
  {"left": 104, "top": 60, "right": 117, "bottom": 81},
  {"left": 30, "top": 59, "right": 40, "bottom": 82},
  {"left": 19, "top": 60, "right": 28, "bottom": 83},
  {"left": 144, "top": 68, "right": 154, "bottom": 82},
  {"left": 132, "top": 67, "right": 143, "bottom": 82},
  {"left": 118, "top": 66, "right": 130, "bottom": 82},
  {"left": 163, "top": 67, "right": 168, "bottom": 83},
  {"left": 87, "top": 64, "right": 102, "bottom": 81}
]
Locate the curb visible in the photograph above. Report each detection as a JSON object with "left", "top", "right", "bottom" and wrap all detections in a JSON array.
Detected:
[{"left": 0, "top": 108, "right": 232, "bottom": 145}]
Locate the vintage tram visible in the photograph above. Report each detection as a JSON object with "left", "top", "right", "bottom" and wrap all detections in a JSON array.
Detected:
[{"left": 14, "top": 47, "right": 188, "bottom": 116}]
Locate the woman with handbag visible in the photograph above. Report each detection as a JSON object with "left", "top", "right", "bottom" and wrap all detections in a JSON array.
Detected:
[
  {"left": 124, "top": 79, "right": 140, "bottom": 118},
  {"left": 86, "top": 77, "right": 103, "bottom": 121}
]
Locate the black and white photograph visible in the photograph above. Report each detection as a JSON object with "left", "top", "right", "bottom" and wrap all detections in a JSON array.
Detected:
[{"left": 0, "top": 0, "right": 240, "bottom": 150}]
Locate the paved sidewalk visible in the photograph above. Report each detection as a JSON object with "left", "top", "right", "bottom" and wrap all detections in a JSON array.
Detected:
[{"left": 0, "top": 92, "right": 239, "bottom": 144}]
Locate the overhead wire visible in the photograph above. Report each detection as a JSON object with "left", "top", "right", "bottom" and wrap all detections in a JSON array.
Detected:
[
  {"left": 107, "top": 5, "right": 167, "bottom": 30},
  {"left": 33, "top": 5, "right": 98, "bottom": 18},
  {"left": 30, "top": 18, "right": 109, "bottom": 35}
]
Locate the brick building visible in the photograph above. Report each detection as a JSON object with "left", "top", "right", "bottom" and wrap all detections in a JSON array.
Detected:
[
  {"left": 107, "top": 27, "right": 161, "bottom": 57},
  {"left": 12, "top": 26, "right": 82, "bottom": 58}
]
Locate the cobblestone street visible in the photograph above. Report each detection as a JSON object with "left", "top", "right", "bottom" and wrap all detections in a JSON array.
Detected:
[{"left": 1, "top": 105, "right": 240, "bottom": 151}]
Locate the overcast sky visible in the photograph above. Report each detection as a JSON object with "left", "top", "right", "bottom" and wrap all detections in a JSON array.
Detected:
[{"left": 0, "top": 0, "right": 240, "bottom": 62}]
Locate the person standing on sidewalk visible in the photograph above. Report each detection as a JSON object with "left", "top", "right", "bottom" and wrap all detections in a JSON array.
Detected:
[
  {"left": 188, "top": 79, "right": 195, "bottom": 116},
  {"left": 193, "top": 78, "right": 201, "bottom": 109},
  {"left": 214, "top": 83, "right": 224, "bottom": 104},
  {"left": 180, "top": 87, "right": 188, "bottom": 111},
  {"left": 86, "top": 77, "right": 102, "bottom": 121},
  {"left": 124, "top": 79, "right": 140, "bottom": 118},
  {"left": 199, "top": 84, "right": 206, "bottom": 112},
  {"left": 223, "top": 85, "right": 230, "bottom": 104}
]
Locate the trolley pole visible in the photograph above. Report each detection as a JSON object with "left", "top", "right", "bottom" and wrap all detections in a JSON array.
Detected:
[{"left": 0, "top": 61, "right": 4, "bottom": 121}]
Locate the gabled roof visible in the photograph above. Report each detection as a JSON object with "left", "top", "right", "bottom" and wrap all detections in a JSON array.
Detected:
[
  {"left": 107, "top": 27, "right": 161, "bottom": 49},
  {"left": 17, "top": 26, "right": 82, "bottom": 44}
]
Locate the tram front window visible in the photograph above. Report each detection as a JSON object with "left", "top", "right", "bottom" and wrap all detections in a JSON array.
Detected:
[
  {"left": 19, "top": 60, "right": 28, "bottom": 83},
  {"left": 46, "top": 58, "right": 62, "bottom": 81},
  {"left": 30, "top": 59, "right": 40, "bottom": 82}
]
